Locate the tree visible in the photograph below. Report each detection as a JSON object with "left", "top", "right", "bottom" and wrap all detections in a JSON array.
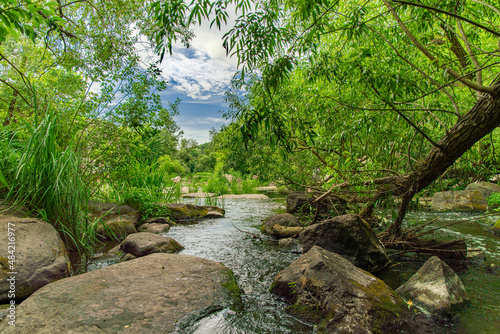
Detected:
[{"left": 151, "top": 0, "right": 500, "bottom": 240}]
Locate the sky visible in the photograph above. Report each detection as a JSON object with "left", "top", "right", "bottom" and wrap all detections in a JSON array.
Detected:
[{"left": 154, "top": 21, "right": 240, "bottom": 144}]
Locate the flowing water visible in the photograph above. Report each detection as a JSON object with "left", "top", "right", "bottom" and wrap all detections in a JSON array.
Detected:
[{"left": 87, "top": 197, "right": 500, "bottom": 334}]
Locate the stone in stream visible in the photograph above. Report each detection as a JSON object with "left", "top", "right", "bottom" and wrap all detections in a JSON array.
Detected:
[
  {"left": 396, "top": 256, "right": 470, "bottom": 316},
  {"left": 299, "top": 214, "right": 390, "bottom": 272},
  {"left": 431, "top": 190, "right": 487, "bottom": 212},
  {"left": 165, "top": 203, "right": 225, "bottom": 222},
  {"left": 270, "top": 246, "right": 422, "bottom": 334},
  {"left": 0, "top": 253, "right": 242, "bottom": 333},
  {"left": 261, "top": 213, "right": 303, "bottom": 238},
  {"left": 120, "top": 232, "right": 183, "bottom": 257},
  {"left": 137, "top": 222, "right": 171, "bottom": 234},
  {"left": 0, "top": 217, "right": 71, "bottom": 303},
  {"left": 465, "top": 181, "right": 500, "bottom": 199}
]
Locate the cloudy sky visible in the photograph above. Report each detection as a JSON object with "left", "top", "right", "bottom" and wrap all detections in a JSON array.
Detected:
[{"left": 154, "top": 21, "right": 239, "bottom": 143}]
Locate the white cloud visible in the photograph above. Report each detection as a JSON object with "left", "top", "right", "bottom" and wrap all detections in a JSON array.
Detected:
[{"left": 160, "top": 49, "right": 236, "bottom": 100}]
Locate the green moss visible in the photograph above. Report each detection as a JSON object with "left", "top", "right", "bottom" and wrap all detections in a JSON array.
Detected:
[
  {"left": 351, "top": 279, "right": 408, "bottom": 334},
  {"left": 221, "top": 269, "right": 243, "bottom": 311},
  {"left": 0, "top": 256, "right": 9, "bottom": 272},
  {"left": 286, "top": 303, "right": 325, "bottom": 324}
]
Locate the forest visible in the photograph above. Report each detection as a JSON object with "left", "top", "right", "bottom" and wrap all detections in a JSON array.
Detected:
[{"left": 0, "top": 0, "right": 500, "bottom": 332}]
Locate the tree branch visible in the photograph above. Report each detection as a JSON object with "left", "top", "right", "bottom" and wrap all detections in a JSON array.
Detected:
[{"left": 383, "top": 0, "right": 496, "bottom": 94}]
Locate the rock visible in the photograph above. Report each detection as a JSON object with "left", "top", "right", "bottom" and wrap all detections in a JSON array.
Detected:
[
  {"left": 119, "top": 253, "right": 136, "bottom": 262},
  {"left": 396, "top": 256, "right": 469, "bottom": 315},
  {"left": 224, "top": 174, "right": 235, "bottom": 182},
  {"left": 278, "top": 238, "right": 302, "bottom": 253},
  {"left": 172, "top": 176, "right": 182, "bottom": 183},
  {"left": 95, "top": 216, "right": 138, "bottom": 241},
  {"left": 286, "top": 192, "right": 346, "bottom": 217},
  {"left": 141, "top": 216, "right": 172, "bottom": 225},
  {"left": 217, "top": 194, "right": 269, "bottom": 199},
  {"left": 0, "top": 217, "right": 70, "bottom": 302},
  {"left": 252, "top": 175, "right": 259, "bottom": 180},
  {"left": 181, "top": 192, "right": 216, "bottom": 198},
  {"left": 120, "top": 232, "right": 184, "bottom": 257},
  {"left": 271, "top": 246, "right": 413, "bottom": 334},
  {"left": 165, "top": 203, "right": 225, "bottom": 222},
  {"left": 261, "top": 213, "right": 301, "bottom": 238},
  {"left": 489, "top": 219, "right": 500, "bottom": 236},
  {"left": 465, "top": 181, "right": 500, "bottom": 199},
  {"left": 138, "top": 222, "right": 170, "bottom": 234},
  {"left": 299, "top": 214, "right": 389, "bottom": 271},
  {"left": 89, "top": 201, "right": 140, "bottom": 240},
  {"left": 88, "top": 201, "right": 139, "bottom": 219},
  {"left": 431, "top": 190, "right": 487, "bottom": 212},
  {"left": 0, "top": 253, "right": 242, "bottom": 333}
]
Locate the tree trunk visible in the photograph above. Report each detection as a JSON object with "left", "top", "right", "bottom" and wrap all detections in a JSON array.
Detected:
[
  {"left": 3, "top": 90, "right": 18, "bottom": 126},
  {"left": 385, "top": 87, "right": 500, "bottom": 237}
]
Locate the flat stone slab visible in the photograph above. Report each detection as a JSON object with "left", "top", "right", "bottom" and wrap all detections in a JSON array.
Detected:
[
  {"left": 0, "top": 254, "right": 241, "bottom": 333},
  {"left": 217, "top": 194, "right": 269, "bottom": 199}
]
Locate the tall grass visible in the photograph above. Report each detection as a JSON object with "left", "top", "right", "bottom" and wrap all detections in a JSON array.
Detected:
[{"left": 1, "top": 112, "right": 96, "bottom": 256}]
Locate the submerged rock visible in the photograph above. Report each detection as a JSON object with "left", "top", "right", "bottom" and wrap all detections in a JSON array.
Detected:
[
  {"left": 0, "top": 217, "right": 70, "bottom": 302},
  {"left": 271, "top": 246, "right": 414, "bottom": 333},
  {"left": 299, "top": 214, "right": 389, "bottom": 271},
  {"left": 278, "top": 238, "right": 302, "bottom": 253},
  {"left": 396, "top": 256, "right": 470, "bottom": 315},
  {"left": 431, "top": 190, "right": 487, "bottom": 212},
  {"left": 261, "top": 213, "right": 303, "bottom": 238},
  {"left": 0, "top": 254, "right": 242, "bottom": 333},
  {"left": 120, "top": 232, "right": 183, "bottom": 257}
]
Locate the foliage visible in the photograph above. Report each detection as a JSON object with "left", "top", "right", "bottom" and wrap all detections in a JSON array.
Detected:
[
  {"left": 121, "top": 189, "right": 173, "bottom": 221},
  {"left": 1, "top": 111, "right": 97, "bottom": 254},
  {"left": 487, "top": 193, "right": 500, "bottom": 211}
]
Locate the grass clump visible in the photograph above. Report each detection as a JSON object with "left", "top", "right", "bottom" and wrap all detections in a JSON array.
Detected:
[{"left": 1, "top": 112, "right": 97, "bottom": 256}]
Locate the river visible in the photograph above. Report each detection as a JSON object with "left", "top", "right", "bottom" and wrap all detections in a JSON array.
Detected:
[{"left": 88, "top": 197, "right": 500, "bottom": 333}]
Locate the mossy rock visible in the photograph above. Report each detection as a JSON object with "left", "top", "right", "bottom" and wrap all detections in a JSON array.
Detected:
[
  {"left": 489, "top": 219, "right": 500, "bottom": 236},
  {"left": 271, "top": 246, "right": 415, "bottom": 334},
  {"left": 165, "top": 203, "right": 224, "bottom": 223}
]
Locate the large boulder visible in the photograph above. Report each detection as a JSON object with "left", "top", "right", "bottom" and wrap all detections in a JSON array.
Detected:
[
  {"left": 165, "top": 203, "right": 225, "bottom": 222},
  {"left": 120, "top": 232, "right": 184, "bottom": 257},
  {"left": 396, "top": 256, "right": 470, "bottom": 315},
  {"left": 431, "top": 190, "right": 487, "bottom": 212},
  {"left": 465, "top": 181, "right": 500, "bottom": 199},
  {"left": 271, "top": 246, "right": 414, "bottom": 334},
  {"left": 0, "top": 253, "right": 242, "bottom": 333},
  {"left": 261, "top": 213, "right": 303, "bottom": 238},
  {"left": 286, "top": 192, "right": 346, "bottom": 217},
  {"left": 299, "top": 214, "right": 389, "bottom": 271},
  {"left": 0, "top": 217, "right": 70, "bottom": 302}
]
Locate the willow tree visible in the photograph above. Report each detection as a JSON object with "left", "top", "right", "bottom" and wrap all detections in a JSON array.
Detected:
[{"left": 151, "top": 0, "right": 500, "bottom": 239}]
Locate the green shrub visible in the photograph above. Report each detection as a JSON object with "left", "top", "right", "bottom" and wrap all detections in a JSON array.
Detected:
[{"left": 487, "top": 192, "right": 500, "bottom": 211}]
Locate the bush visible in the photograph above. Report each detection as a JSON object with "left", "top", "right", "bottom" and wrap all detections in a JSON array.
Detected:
[{"left": 487, "top": 192, "right": 500, "bottom": 211}]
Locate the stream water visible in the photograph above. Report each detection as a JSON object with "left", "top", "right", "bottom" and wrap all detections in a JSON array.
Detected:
[{"left": 88, "top": 197, "right": 500, "bottom": 334}]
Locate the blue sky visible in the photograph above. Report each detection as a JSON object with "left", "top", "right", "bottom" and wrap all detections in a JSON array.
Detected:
[{"left": 154, "top": 22, "right": 239, "bottom": 144}]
